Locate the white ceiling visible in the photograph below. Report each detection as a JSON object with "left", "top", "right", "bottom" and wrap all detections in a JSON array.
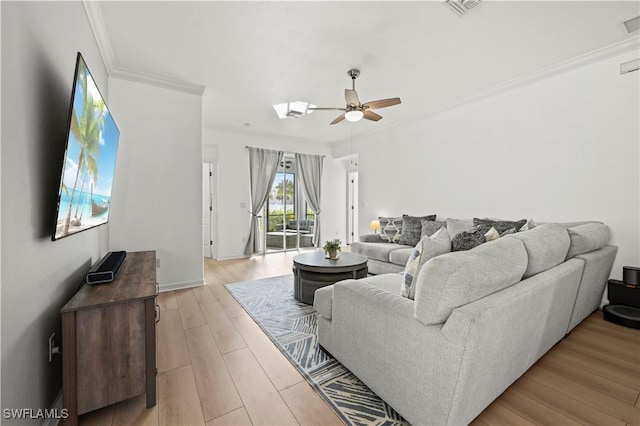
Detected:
[{"left": 97, "top": 1, "right": 639, "bottom": 144}]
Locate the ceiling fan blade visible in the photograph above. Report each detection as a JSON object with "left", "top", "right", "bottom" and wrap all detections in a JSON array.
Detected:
[
  {"left": 363, "top": 110, "right": 383, "bottom": 122},
  {"left": 345, "top": 89, "right": 360, "bottom": 106},
  {"left": 363, "top": 97, "right": 401, "bottom": 110},
  {"left": 307, "top": 107, "right": 346, "bottom": 111},
  {"left": 330, "top": 114, "right": 346, "bottom": 125}
]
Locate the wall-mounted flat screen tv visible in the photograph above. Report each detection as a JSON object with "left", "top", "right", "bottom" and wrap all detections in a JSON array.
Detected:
[{"left": 52, "top": 52, "right": 120, "bottom": 241}]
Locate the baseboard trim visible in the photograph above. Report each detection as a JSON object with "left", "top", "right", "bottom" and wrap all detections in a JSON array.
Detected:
[
  {"left": 214, "top": 254, "right": 251, "bottom": 261},
  {"left": 158, "top": 279, "right": 204, "bottom": 292}
]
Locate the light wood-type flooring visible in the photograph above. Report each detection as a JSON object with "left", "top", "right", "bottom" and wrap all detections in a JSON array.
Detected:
[{"left": 79, "top": 251, "right": 640, "bottom": 426}]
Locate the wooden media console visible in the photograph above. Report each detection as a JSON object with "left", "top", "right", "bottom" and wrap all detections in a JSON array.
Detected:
[{"left": 61, "top": 251, "right": 158, "bottom": 426}]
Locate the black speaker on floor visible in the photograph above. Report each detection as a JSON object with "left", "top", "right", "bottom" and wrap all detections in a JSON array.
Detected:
[
  {"left": 85, "top": 251, "right": 127, "bottom": 285},
  {"left": 603, "top": 265, "right": 640, "bottom": 329}
]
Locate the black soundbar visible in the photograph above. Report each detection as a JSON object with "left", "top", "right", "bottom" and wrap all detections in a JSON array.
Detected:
[{"left": 85, "top": 251, "right": 127, "bottom": 285}]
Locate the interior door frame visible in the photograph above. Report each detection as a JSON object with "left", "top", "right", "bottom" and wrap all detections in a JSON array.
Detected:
[
  {"left": 203, "top": 162, "right": 218, "bottom": 259},
  {"left": 347, "top": 171, "right": 359, "bottom": 244}
]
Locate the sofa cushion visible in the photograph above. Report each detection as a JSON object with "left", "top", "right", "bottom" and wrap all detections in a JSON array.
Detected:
[
  {"left": 317, "top": 274, "right": 403, "bottom": 318},
  {"left": 557, "top": 220, "right": 602, "bottom": 228},
  {"left": 414, "top": 236, "right": 528, "bottom": 325},
  {"left": 566, "top": 223, "right": 610, "bottom": 259},
  {"left": 359, "top": 273, "right": 405, "bottom": 294},
  {"left": 379, "top": 216, "right": 403, "bottom": 243},
  {"left": 451, "top": 225, "right": 492, "bottom": 251},
  {"left": 446, "top": 218, "right": 475, "bottom": 238},
  {"left": 474, "top": 217, "right": 527, "bottom": 233},
  {"left": 399, "top": 214, "right": 436, "bottom": 246},
  {"left": 389, "top": 247, "right": 415, "bottom": 266},
  {"left": 401, "top": 229, "right": 451, "bottom": 299},
  {"left": 359, "top": 233, "right": 383, "bottom": 243},
  {"left": 351, "top": 241, "right": 411, "bottom": 263},
  {"left": 507, "top": 223, "right": 570, "bottom": 278},
  {"left": 421, "top": 219, "right": 447, "bottom": 238}
]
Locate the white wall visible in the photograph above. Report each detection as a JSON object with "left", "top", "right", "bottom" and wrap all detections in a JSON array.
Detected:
[
  {"left": 1, "top": 1, "right": 109, "bottom": 417},
  {"left": 355, "top": 50, "right": 639, "bottom": 283},
  {"left": 203, "top": 128, "right": 347, "bottom": 259},
  {"left": 108, "top": 78, "right": 204, "bottom": 290}
]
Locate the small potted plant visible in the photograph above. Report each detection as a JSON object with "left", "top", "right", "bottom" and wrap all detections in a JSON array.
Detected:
[{"left": 323, "top": 239, "right": 342, "bottom": 260}]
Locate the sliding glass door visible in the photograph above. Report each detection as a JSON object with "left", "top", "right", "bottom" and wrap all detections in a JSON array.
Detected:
[{"left": 263, "top": 154, "right": 314, "bottom": 253}]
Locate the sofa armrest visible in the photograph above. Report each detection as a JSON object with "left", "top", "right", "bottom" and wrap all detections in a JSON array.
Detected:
[
  {"left": 330, "top": 280, "right": 465, "bottom": 425},
  {"left": 334, "top": 279, "right": 415, "bottom": 319},
  {"left": 359, "top": 233, "right": 383, "bottom": 243}
]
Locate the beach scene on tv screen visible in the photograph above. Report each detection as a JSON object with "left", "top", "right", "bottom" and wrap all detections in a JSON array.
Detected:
[{"left": 54, "top": 56, "right": 119, "bottom": 240}]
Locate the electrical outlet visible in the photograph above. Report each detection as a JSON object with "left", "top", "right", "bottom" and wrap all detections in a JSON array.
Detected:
[
  {"left": 156, "top": 258, "right": 160, "bottom": 268},
  {"left": 48, "top": 333, "right": 55, "bottom": 363}
]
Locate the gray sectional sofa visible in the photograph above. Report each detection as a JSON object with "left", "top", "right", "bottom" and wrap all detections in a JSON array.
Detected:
[{"left": 315, "top": 222, "right": 616, "bottom": 425}]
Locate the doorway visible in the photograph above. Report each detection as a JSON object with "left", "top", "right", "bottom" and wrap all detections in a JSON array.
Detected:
[
  {"left": 263, "top": 154, "right": 314, "bottom": 253},
  {"left": 347, "top": 171, "right": 359, "bottom": 244},
  {"left": 202, "top": 163, "right": 218, "bottom": 259}
]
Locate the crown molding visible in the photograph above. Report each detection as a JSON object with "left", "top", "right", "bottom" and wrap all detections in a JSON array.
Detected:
[
  {"left": 331, "top": 35, "right": 640, "bottom": 150},
  {"left": 110, "top": 66, "right": 205, "bottom": 95},
  {"left": 205, "top": 123, "right": 328, "bottom": 146},
  {"left": 82, "top": 0, "right": 115, "bottom": 72},
  {"left": 82, "top": 0, "right": 204, "bottom": 96},
  {"left": 439, "top": 35, "right": 640, "bottom": 115}
]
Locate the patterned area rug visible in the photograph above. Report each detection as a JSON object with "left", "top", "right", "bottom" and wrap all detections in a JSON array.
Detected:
[{"left": 226, "top": 274, "right": 407, "bottom": 426}]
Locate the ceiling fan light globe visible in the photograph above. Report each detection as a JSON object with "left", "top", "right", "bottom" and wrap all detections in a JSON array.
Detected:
[{"left": 344, "top": 110, "right": 364, "bottom": 122}]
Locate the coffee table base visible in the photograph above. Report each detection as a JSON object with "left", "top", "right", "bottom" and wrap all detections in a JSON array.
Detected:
[{"left": 293, "top": 266, "right": 368, "bottom": 305}]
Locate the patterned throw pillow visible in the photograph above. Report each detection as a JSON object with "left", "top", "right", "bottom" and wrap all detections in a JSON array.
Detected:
[
  {"left": 379, "top": 216, "right": 403, "bottom": 243},
  {"left": 401, "top": 228, "right": 451, "bottom": 299},
  {"left": 518, "top": 219, "right": 538, "bottom": 232},
  {"left": 402, "top": 245, "right": 423, "bottom": 298},
  {"left": 500, "top": 227, "right": 517, "bottom": 236},
  {"left": 399, "top": 214, "right": 436, "bottom": 246},
  {"left": 421, "top": 219, "right": 447, "bottom": 239},
  {"left": 473, "top": 218, "right": 527, "bottom": 233},
  {"left": 452, "top": 225, "right": 493, "bottom": 251}
]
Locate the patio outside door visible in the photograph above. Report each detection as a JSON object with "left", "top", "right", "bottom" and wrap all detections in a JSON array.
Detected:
[{"left": 263, "top": 154, "right": 313, "bottom": 253}]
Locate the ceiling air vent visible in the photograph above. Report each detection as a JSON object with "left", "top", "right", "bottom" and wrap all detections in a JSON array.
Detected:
[
  {"left": 623, "top": 16, "right": 640, "bottom": 34},
  {"left": 620, "top": 58, "right": 639, "bottom": 75},
  {"left": 462, "top": 0, "right": 481, "bottom": 10},
  {"left": 444, "top": 0, "right": 481, "bottom": 16}
]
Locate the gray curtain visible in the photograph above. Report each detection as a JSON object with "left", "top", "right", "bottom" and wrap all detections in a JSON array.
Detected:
[
  {"left": 295, "top": 153, "right": 323, "bottom": 246},
  {"left": 244, "top": 148, "right": 283, "bottom": 256}
]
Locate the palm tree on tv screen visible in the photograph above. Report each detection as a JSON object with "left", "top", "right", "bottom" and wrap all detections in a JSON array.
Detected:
[{"left": 61, "top": 63, "right": 104, "bottom": 236}]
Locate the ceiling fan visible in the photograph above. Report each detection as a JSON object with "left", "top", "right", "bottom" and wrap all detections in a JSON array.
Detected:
[{"left": 308, "top": 69, "right": 401, "bottom": 125}]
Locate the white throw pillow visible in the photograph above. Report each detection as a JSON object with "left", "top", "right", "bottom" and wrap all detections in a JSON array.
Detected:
[
  {"left": 401, "top": 228, "right": 451, "bottom": 299},
  {"left": 484, "top": 227, "right": 500, "bottom": 242},
  {"left": 445, "top": 218, "right": 475, "bottom": 239}
]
